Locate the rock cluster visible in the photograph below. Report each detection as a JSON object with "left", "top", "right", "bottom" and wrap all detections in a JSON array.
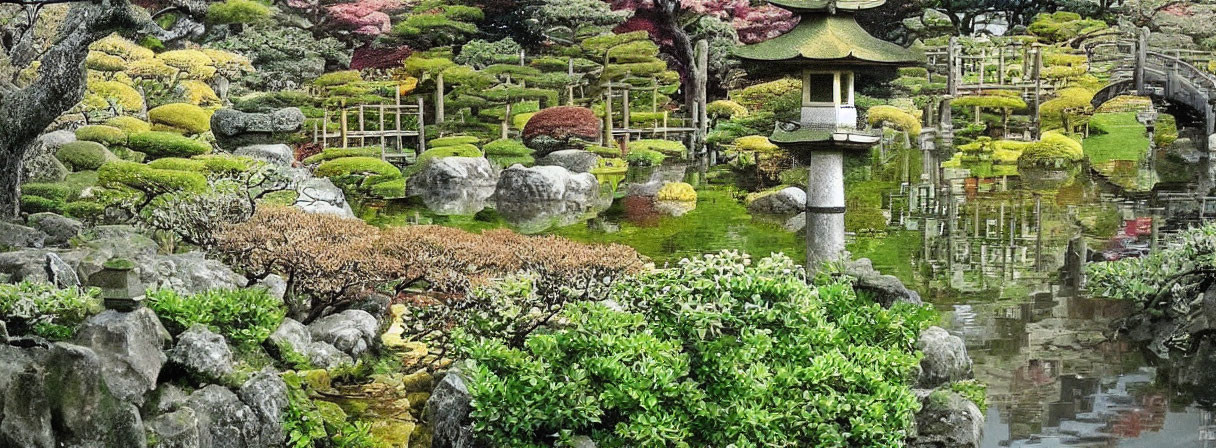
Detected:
[
  {"left": 268, "top": 309, "right": 378, "bottom": 369},
  {"left": 210, "top": 107, "right": 305, "bottom": 150}
]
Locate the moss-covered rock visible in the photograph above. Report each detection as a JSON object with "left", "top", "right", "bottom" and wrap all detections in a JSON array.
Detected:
[
  {"left": 56, "top": 141, "right": 117, "bottom": 171},
  {"left": 75, "top": 125, "right": 128, "bottom": 147},
  {"left": 128, "top": 132, "right": 212, "bottom": 159}
]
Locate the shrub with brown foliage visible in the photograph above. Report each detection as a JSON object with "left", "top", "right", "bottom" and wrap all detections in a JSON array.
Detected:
[
  {"left": 213, "top": 206, "right": 645, "bottom": 323},
  {"left": 521, "top": 106, "right": 601, "bottom": 153}
]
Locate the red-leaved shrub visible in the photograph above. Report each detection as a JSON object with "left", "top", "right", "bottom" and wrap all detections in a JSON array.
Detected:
[{"left": 521, "top": 106, "right": 601, "bottom": 153}]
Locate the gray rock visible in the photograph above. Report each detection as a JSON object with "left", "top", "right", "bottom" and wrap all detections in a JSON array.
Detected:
[
  {"left": 571, "top": 435, "right": 597, "bottom": 448},
  {"left": 0, "top": 221, "right": 49, "bottom": 249},
  {"left": 0, "top": 366, "right": 54, "bottom": 448},
  {"left": 268, "top": 318, "right": 352, "bottom": 369},
  {"left": 168, "top": 325, "right": 235, "bottom": 382},
  {"left": 843, "top": 258, "right": 923, "bottom": 307},
  {"left": 141, "top": 251, "right": 246, "bottom": 294},
  {"left": 238, "top": 367, "right": 289, "bottom": 447},
  {"left": 350, "top": 292, "right": 392, "bottom": 320},
  {"left": 425, "top": 368, "right": 474, "bottom": 448},
  {"left": 44, "top": 343, "right": 147, "bottom": 447},
  {"left": 0, "top": 321, "right": 7, "bottom": 343},
  {"left": 308, "top": 309, "right": 378, "bottom": 358},
  {"left": 784, "top": 212, "right": 806, "bottom": 233},
  {"left": 407, "top": 157, "right": 498, "bottom": 216},
  {"left": 235, "top": 144, "right": 295, "bottom": 166},
  {"left": 44, "top": 252, "right": 80, "bottom": 289},
  {"left": 748, "top": 187, "right": 806, "bottom": 215},
  {"left": 211, "top": 107, "right": 305, "bottom": 149},
  {"left": 73, "top": 308, "right": 172, "bottom": 405},
  {"left": 145, "top": 384, "right": 191, "bottom": 416},
  {"left": 147, "top": 407, "right": 202, "bottom": 448},
  {"left": 23, "top": 131, "right": 75, "bottom": 183},
  {"left": 27, "top": 212, "right": 82, "bottom": 246},
  {"left": 184, "top": 385, "right": 260, "bottom": 448},
  {"left": 40, "top": 130, "right": 78, "bottom": 150},
  {"left": 909, "top": 389, "right": 983, "bottom": 448},
  {"left": 537, "top": 149, "right": 599, "bottom": 173},
  {"left": 295, "top": 177, "right": 355, "bottom": 218},
  {"left": 916, "top": 327, "right": 973, "bottom": 389},
  {"left": 496, "top": 165, "right": 601, "bottom": 205},
  {"left": 0, "top": 248, "right": 57, "bottom": 282},
  {"left": 257, "top": 274, "right": 287, "bottom": 302}
]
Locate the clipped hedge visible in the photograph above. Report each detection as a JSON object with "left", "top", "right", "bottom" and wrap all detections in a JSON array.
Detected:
[
  {"left": 76, "top": 125, "right": 128, "bottom": 147},
  {"left": 105, "top": 116, "right": 153, "bottom": 135},
  {"left": 56, "top": 141, "right": 116, "bottom": 171},
  {"left": 430, "top": 135, "right": 480, "bottom": 148},
  {"left": 369, "top": 178, "right": 407, "bottom": 199},
  {"left": 20, "top": 195, "right": 62, "bottom": 214},
  {"left": 733, "top": 135, "right": 778, "bottom": 152},
  {"left": 315, "top": 157, "right": 403, "bottom": 188},
  {"left": 1019, "top": 131, "right": 1084, "bottom": 167},
  {"left": 867, "top": 105, "right": 922, "bottom": 135},
  {"left": 483, "top": 139, "right": 532, "bottom": 156},
  {"left": 625, "top": 148, "right": 665, "bottom": 166},
  {"left": 302, "top": 147, "right": 382, "bottom": 164},
  {"left": 62, "top": 201, "right": 106, "bottom": 221},
  {"left": 630, "top": 139, "right": 686, "bottom": 157},
  {"left": 148, "top": 103, "right": 212, "bottom": 134},
  {"left": 656, "top": 182, "right": 697, "bottom": 202},
  {"left": 128, "top": 131, "right": 212, "bottom": 158},
  {"left": 99, "top": 160, "right": 208, "bottom": 197},
  {"left": 706, "top": 100, "right": 748, "bottom": 120}
]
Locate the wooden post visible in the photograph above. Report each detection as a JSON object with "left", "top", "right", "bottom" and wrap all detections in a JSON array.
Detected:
[
  {"left": 622, "top": 86, "right": 631, "bottom": 131},
  {"left": 379, "top": 104, "right": 386, "bottom": 150},
  {"left": 395, "top": 89, "right": 403, "bottom": 150},
  {"left": 1032, "top": 47, "right": 1043, "bottom": 138},
  {"left": 978, "top": 49, "right": 986, "bottom": 86},
  {"left": 340, "top": 108, "right": 349, "bottom": 149},
  {"left": 417, "top": 96, "right": 426, "bottom": 153},
  {"left": 358, "top": 105, "right": 366, "bottom": 147},
  {"left": 502, "top": 102, "right": 511, "bottom": 140},
  {"left": 998, "top": 49, "right": 1006, "bottom": 86},
  {"left": 604, "top": 85, "right": 614, "bottom": 144},
  {"left": 435, "top": 72, "right": 445, "bottom": 124},
  {"left": 322, "top": 109, "right": 330, "bottom": 148}
]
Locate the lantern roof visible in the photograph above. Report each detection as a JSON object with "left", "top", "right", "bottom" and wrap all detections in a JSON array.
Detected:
[
  {"left": 770, "top": 124, "right": 881, "bottom": 151},
  {"left": 734, "top": 14, "right": 922, "bottom": 67},
  {"left": 767, "top": 0, "right": 887, "bottom": 13}
]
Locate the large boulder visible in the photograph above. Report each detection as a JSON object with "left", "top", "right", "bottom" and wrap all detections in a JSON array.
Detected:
[
  {"left": 496, "top": 165, "right": 600, "bottom": 205},
  {"left": 843, "top": 258, "right": 923, "bottom": 307},
  {"left": 167, "top": 325, "right": 235, "bottom": 382},
  {"left": 44, "top": 252, "right": 80, "bottom": 289},
  {"left": 908, "top": 390, "right": 983, "bottom": 448},
  {"left": 916, "top": 326, "right": 973, "bottom": 389},
  {"left": 27, "top": 213, "right": 82, "bottom": 247},
  {"left": 23, "top": 131, "right": 73, "bottom": 183},
  {"left": 183, "top": 385, "right": 261, "bottom": 448},
  {"left": 43, "top": 343, "right": 146, "bottom": 447},
  {"left": 308, "top": 309, "right": 378, "bottom": 359},
  {"left": 295, "top": 177, "right": 355, "bottom": 218},
  {"left": 536, "top": 149, "right": 599, "bottom": 173},
  {"left": 73, "top": 308, "right": 172, "bottom": 405},
  {"left": 141, "top": 251, "right": 246, "bottom": 294},
  {"left": 748, "top": 187, "right": 806, "bottom": 215},
  {"left": 268, "top": 318, "right": 353, "bottom": 369},
  {"left": 0, "top": 221, "right": 49, "bottom": 249},
  {"left": 147, "top": 407, "right": 203, "bottom": 448},
  {"left": 211, "top": 107, "right": 305, "bottom": 149},
  {"left": 238, "top": 367, "right": 289, "bottom": 447},
  {"left": 235, "top": 144, "right": 295, "bottom": 166},
  {"left": 407, "top": 157, "right": 498, "bottom": 215},
  {"left": 0, "top": 365, "right": 54, "bottom": 448},
  {"left": 425, "top": 367, "right": 475, "bottom": 448}
]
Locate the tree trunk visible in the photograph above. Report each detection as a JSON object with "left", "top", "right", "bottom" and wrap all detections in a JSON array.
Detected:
[{"left": 0, "top": 1, "right": 145, "bottom": 220}]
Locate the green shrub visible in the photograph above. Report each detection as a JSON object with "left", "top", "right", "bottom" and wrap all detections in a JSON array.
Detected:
[
  {"left": 105, "top": 116, "right": 154, "bottom": 135},
  {"left": 867, "top": 105, "right": 922, "bottom": 135},
  {"left": 20, "top": 195, "right": 62, "bottom": 214},
  {"left": 706, "top": 100, "right": 748, "bottom": 120},
  {"left": 63, "top": 201, "right": 106, "bottom": 221},
  {"left": 0, "top": 281, "right": 102, "bottom": 340},
  {"left": 302, "top": 147, "right": 382, "bottom": 164},
  {"left": 56, "top": 141, "right": 116, "bottom": 171},
  {"left": 75, "top": 125, "right": 128, "bottom": 147},
  {"left": 625, "top": 148, "right": 665, "bottom": 166},
  {"left": 733, "top": 135, "right": 778, "bottom": 152},
  {"left": 98, "top": 160, "right": 208, "bottom": 196},
  {"left": 148, "top": 103, "right": 212, "bottom": 134},
  {"left": 21, "top": 183, "right": 76, "bottom": 202},
  {"left": 315, "top": 157, "right": 403, "bottom": 190},
  {"left": 482, "top": 139, "right": 532, "bottom": 156},
  {"left": 487, "top": 154, "right": 535, "bottom": 168},
  {"left": 630, "top": 139, "right": 686, "bottom": 157},
  {"left": 147, "top": 155, "right": 254, "bottom": 177},
  {"left": 206, "top": 0, "right": 271, "bottom": 24},
  {"left": 1019, "top": 131, "right": 1083, "bottom": 167},
  {"left": 128, "top": 131, "right": 212, "bottom": 158},
  {"left": 949, "top": 380, "right": 988, "bottom": 413},
  {"left": 430, "top": 135, "right": 480, "bottom": 148},
  {"left": 146, "top": 288, "right": 286, "bottom": 349},
  {"left": 898, "top": 67, "right": 929, "bottom": 78},
  {"left": 312, "top": 70, "right": 363, "bottom": 87},
  {"left": 369, "top": 178, "right": 406, "bottom": 199},
  {"left": 458, "top": 252, "right": 933, "bottom": 447}
]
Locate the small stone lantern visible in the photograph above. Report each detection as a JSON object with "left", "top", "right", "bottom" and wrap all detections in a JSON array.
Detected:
[{"left": 88, "top": 258, "right": 144, "bottom": 311}]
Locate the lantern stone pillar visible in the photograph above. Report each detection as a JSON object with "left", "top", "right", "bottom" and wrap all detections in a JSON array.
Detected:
[{"left": 806, "top": 149, "right": 846, "bottom": 266}]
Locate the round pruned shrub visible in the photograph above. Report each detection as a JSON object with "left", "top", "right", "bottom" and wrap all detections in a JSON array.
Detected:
[
  {"left": 62, "top": 201, "right": 106, "bottom": 222},
  {"left": 56, "top": 141, "right": 117, "bottom": 171},
  {"left": 867, "top": 105, "right": 922, "bottom": 135},
  {"left": 206, "top": 0, "right": 271, "bottom": 25},
  {"left": 732, "top": 135, "right": 778, "bottom": 152},
  {"left": 1019, "top": 131, "right": 1083, "bottom": 168},
  {"left": 630, "top": 139, "right": 686, "bottom": 157},
  {"left": 148, "top": 103, "right": 212, "bottom": 134},
  {"left": 128, "top": 131, "right": 212, "bottom": 158},
  {"left": 302, "top": 147, "right": 382, "bottom": 164},
  {"left": 483, "top": 139, "right": 532, "bottom": 156},
  {"left": 98, "top": 160, "right": 208, "bottom": 197},
  {"left": 522, "top": 106, "right": 601, "bottom": 155},
  {"left": 655, "top": 182, "right": 696, "bottom": 202},
  {"left": 105, "top": 116, "right": 153, "bottom": 135},
  {"left": 21, "top": 183, "right": 77, "bottom": 203},
  {"left": 75, "top": 125, "right": 128, "bottom": 147},
  {"left": 315, "top": 156, "right": 403, "bottom": 191},
  {"left": 706, "top": 100, "right": 748, "bottom": 120},
  {"left": 430, "top": 135, "right": 481, "bottom": 148},
  {"left": 625, "top": 148, "right": 665, "bottom": 167},
  {"left": 20, "top": 195, "right": 62, "bottom": 214}
]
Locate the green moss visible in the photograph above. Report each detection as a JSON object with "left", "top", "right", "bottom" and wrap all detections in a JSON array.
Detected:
[
  {"left": 21, "top": 183, "right": 76, "bottom": 203},
  {"left": 128, "top": 132, "right": 212, "bottom": 158},
  {"left": 1083, "top": 113, "right": 1147, "bottom": 164},
  {"left": 482, "top": 139, "right": 531, "bottom": 156},
  {"left": 148, "top": 103, "right": 212, "bottom": 134},
  {"left": 949, "top": 380, "right": 988, "bottom": 413},
  {"left": 369, "top": 178, "right": 406, "bottom": 199},
  {"left": 20, "top": 195, "right": 62, "bottom": 214},
  {"left": 104, "top": 116, "right": 153, "bottom": 135},
  {"left": 625, "top": 148, "right": 665, "bottom": 166},
  {"left": 313, "top": 70, "right": 363, "bottom": 87},
  {"left": 629, "top": 139, "right": 686, "bottom": 157},
  {"left": 56, "top": 141, "right": 116, "bottom": 171},
  {"left": 430, "top": 135, "right": 480, "bottom": 148},
  {"left": 98, "top": 160, "right": 208, "bottom": 195},
  {"left": 62, "top": 201, "right": 106, "bottom": 221},
  {"left": 259, "top": 190, "right": 299, "bottom": 206},
  {"left": 303, "top": 147, "right": 382, "bottom": 164},
  {"left": 487, "top": 154, "right": 535, "bottom": 168},
  {"left": 315, "top": 157, "right": 403, "bottom": 190},
  {"left": 75, "top": 125, "right": 128, "bottom": 147},
  {"left": 206, "top": 0, "right": 271, "bottom": 24}
]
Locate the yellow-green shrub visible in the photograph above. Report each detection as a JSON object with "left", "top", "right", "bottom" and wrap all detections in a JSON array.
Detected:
[
  {"left": 656, "top": 182, "right": 697, "bottom": 202},
  {"left": 128, "top": 131, "right": 212, "bottom": 158},
  {"left": 867, "top": 105, "right": 922, "bottom": 135},
  {"left": 56, "top": 142, "right": 116, "bottom": 171},
  {"left": 1019, "top": 131, "right": 1083, "bottom": 167},
  {"left": 86, "top": 80, "right": 143, "bottom": 112},
  {"left": 733, "top": 135, "right": 778, "bottom": 152},
  {"left": 98, "top": 160, "right": 208, "bottom": 195},
  {"left": 315, "top": 157, "right": 403, "bottom": 186},
  {"left": 730, "top": 78, "right": 800, "bottom": 111},
  {"left": 76, "top": 125, "right": 128, "bottom": 147},
  {"left": 178, "top": 80, "right": 221, "bottom": 106},
  {"left": 630, "top": 139, "right": 686, "bottom": 157},
  {"left": 157, "top": 50, "right": 216, "bottom": 79},
  {"left": 105, "top": 116, "right": 153, "bottom": 134},
  {"left": 707, "top": 100, "right": 748, "bottom": 120},
  {"left": 148, "top": 103, "right": 212, "bottom": 134},
  {"left": 85, "top": 52, "right": 127, "bottom": 72},
  {"left": 90, "top": 34, "right": 154, "bottom": 61}
]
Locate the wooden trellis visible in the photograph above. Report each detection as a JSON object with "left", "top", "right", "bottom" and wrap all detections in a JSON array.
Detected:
[{"left": 312, "top": 91, "right": 427, "bottom": 164}]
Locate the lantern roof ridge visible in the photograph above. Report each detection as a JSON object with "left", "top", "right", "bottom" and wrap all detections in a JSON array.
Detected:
[
  {"left": 734, "top": 14, "right": 922, "bottom": 67},
  {"left": 767, "top": 0, "right": 887, "bottom": 13}
]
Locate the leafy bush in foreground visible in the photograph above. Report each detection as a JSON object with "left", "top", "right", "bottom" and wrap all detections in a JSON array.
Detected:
[
  {"left": 1087, "top": 223, "right": 1216, "bottom": 308},
  {"left": 0, "top": 282, "right": 102, "bottom": 340},
  {"left": 147, "top": 288, "right": 285, "bottom": 349},
  {"left": 458, "top": 252, "right": 934, "bottom": 447}
]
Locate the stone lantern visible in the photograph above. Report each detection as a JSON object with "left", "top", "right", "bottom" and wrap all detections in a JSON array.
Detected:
[
  {"left": 88, "top": 258, "right": 144, "bottom": 311},
  {"left": 735, "top": 0, "right": 924, "bottom": 272}
]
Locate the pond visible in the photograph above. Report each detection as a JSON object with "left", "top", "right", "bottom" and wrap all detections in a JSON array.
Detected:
[{"left": 358, "top": 144, "right": 1216, "bottom": 446}]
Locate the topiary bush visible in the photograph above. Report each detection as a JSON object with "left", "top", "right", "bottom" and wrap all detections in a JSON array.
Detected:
[
  {"left": 521, "top": 106, "right": 601, "bottom": 155},
  {"left": 302, "top": 147, "right": 382, "bottom": 164},
  {"left": 105, "top": 116, "right": 153, "bottom": 135},
  {"left": 655, "top": 182, "right": 697, "bottom": 202},
  {"left": 733, "top": 135, "right": 778, "bottom": 152},
  {"left": 630, "top": 139, "right": 686, "bottom": 157},
  {"left": 457, "top": 252, "right": 934, "bottom": 447},
  {"left": 98, "top": 160, "right": 208, "bottom": 197},
  {"left": 867, "top": 105, "right": 922, "bottom": 135},
  {"left": 62, "top": 201, "right": 106, "bottom": 222},
  {"left": 430, "top": 135, "right": 481, "bottom": 148},
  {"left": 706, "top": 100, "right": 748, "bottom": 120},
  {"left": 625, "top": 148, "right": 665, "bottom": 167},
  {"left": 315, "top": 157, "right": 403, "bottom": 191},
  {"left": 128, "top": 131, "right": 212, "bottom": 158},
  {"left": 20, "top": 195, "right": 62, "bottom": 214},
  {"left": 206, "top": 0, "right": 271, "bottom": 24},
  {"left": 148, "top": 103, "right": 212, "bottom": 134},
  {"left": 146, "top": 288, "right": 285, "bottom": 349},
  {"left": 1019, "top": 131, "right": 1083, "bottom": 167},
  {"left": 369, "top": 178, "right": 406, "bottom": 199},
  {"left": 56, "top": 141, "right": 117, "bottom": 171},
  {"left": 0, "top": 281, "right": 102, "bottom": 340},
  {"left": 483, "top": 139, "right": 531, "bottom": 156},
  {"left": 76, "top": 125, "right": 128, "bottom": 147}
]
